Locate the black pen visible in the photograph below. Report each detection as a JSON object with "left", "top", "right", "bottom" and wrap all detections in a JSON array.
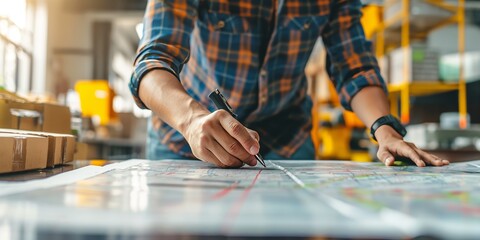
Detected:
[{"left": 208, "top": 89, "right": 266, "bottom": 167}]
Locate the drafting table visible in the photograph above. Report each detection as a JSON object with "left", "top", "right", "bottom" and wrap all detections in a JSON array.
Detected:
[{"left": 0, "top": 159, "right": 479, "bottom": 239}]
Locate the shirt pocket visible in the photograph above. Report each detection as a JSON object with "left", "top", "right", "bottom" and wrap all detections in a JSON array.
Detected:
[
  {"left": 274, "top": 16, "right": 327, "bottom": 79},
  {"left": 195, "top": 12, "right": 262, "bottom": 93},
  {"left": 197, "top": 12, "right": 258, "bottom": 34}
]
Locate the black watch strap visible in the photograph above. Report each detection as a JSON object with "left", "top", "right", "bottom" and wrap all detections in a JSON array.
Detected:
[{"left": 370, "top": 115, "right": 407, "bottom": 141}]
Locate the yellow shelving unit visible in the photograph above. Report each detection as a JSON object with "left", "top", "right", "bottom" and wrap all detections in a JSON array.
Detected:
[{"left": 375, "top": 0, "right": 467, "bottom": 128}]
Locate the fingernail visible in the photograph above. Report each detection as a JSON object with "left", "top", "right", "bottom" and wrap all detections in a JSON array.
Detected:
[
  {"left": 385, "top": 157, "right": 394, "bottom": 165},
  {"left": 249, "top": 146, "right": 259, "bottom": 155},
  {"left": 443, "top": 160, "right": 450, "bottom": 165}
]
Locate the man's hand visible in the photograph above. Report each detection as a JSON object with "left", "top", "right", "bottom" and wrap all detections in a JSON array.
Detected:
[
  {"left": 375, "top": 125, "right": 450, "bottom": 167},
  {"left": 184, "top": 110, "right": 260, "bottom": 168},
  {"left": 139, "top": 70, "right": 260, "bottom": 167},
  {"left": 349, "top": 86, "right": 450, "bottom": 167}
]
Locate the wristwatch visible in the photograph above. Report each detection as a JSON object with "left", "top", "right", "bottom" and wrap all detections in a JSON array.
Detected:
[{"left": 370, "top": 115, "right": 407, "bottom": 141}]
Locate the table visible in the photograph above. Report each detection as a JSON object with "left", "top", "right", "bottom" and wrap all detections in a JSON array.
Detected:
[{"left": 0, "top": 159, "right": 479, "bottom": 239}]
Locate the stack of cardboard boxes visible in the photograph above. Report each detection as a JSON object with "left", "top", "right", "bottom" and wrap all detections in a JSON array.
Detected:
[
  {"left": 0, "top": 91, "right": 71, "bottom": 133},
  {"left": 0, "top": 91, "right": 75, "bottom": 174}
]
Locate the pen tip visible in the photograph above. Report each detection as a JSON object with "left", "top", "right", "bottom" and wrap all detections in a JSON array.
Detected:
[
  {"left": 254, "top": 154, "right": 266, "bottom": 167},
  {"left": 259, "top": 159, "right": 266, "bottom": 168}
]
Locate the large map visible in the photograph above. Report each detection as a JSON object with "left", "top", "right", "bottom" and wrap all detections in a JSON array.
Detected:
[{"left": 0, "top": 160, "right": 479, "bottom": 239}]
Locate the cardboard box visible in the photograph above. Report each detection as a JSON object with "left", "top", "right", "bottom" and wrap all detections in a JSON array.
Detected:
[
  {"left": 49, "top": 133, "right": 76, "bottom": 164},
  {"left": 0, "top": 99, "right": 28, "bottom": 129},
  {"left": 0, "top": 133, "right": 48, "bottom": 174},
  {"left": 0, "top": 129, "right": 76, "bottom": 167},
  {"left": 0, "top": 92, "right": 71, "bottom": 134},
  {"left": 10, "top": 103, "right": 71, "bottom": 134},
  {"left": 74, "top": 142, "right": 100, "bottom": 160}
]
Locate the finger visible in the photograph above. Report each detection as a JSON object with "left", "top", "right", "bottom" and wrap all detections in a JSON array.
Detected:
[
  {"left": 392, "top": 143, "right": 425, "bottom": 167},
  {"left": 415, "top": 149, "right": 444, "bottom": 166},
  {"left": 218, "top": 114, "right": 259, "bottom": 155},
  {"left": 377, "top": 147, "right": 395, "bottom": 166},
  {"left": 429, "top": 153, "right": 450, "bottom": 165},
  {"left": 246, "top": 130, "right": 260, "bottom": 166},
  {"left": 196, "top": 147, "right": 228, "bottom": 168},
  {"left": 203, "top": 147, "right": 237, "bottom": 168},
  {"left": 211, "top": 126, "right": 254, "bottom": 165},
  {"left": 209, "top": 139, "right": 247, "bottom": 168},
  {"left": 247, "top": 129, "right": 260, "bottom": 142},
  {"left": 420, "top": 152, "right": 450, "bottom": 166},
  {"left": 406, "top": 143, "right": 446, "bottom": 167}
]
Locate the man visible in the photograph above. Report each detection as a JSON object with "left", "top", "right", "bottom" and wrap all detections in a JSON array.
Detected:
[{"left": 130, "top": 0, "right": 449, "bottom": 168}]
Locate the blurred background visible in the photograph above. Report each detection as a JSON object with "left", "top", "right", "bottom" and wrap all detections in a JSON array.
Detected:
[
  {"left": 0, "top": 0, "right": 149, "bottom": 161},
  {"left": 1, "top": 0, "right": 480, "bottom": 162}
]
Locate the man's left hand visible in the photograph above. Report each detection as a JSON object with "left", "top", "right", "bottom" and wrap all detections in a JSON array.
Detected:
[{"left": 375, "top": 125, "right": 450, "bottom": 167}]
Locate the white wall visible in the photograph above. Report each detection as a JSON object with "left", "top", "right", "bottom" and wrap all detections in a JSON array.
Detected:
[
  {"left": 37, "top": 1, "right": 142, "bottom": 99},
  {"left": 31, "top": 0, "right": 48, "bottom": 95},
  {"left": 45, "top": 0, "right": 93, "bottom": 97}
]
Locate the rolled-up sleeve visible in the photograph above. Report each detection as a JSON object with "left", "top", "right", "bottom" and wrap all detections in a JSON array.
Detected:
[
  {"left": 321, "top": 0, "right": 387, "bottom": 111},
  {"left": 129, "top": 0, "right": 198, "bottom": 109}
]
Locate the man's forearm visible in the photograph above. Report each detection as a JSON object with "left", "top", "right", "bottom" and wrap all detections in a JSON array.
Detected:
[
  {"left": 350, "top": 86, "right": 401, "bottom": 140},
  {"left": 139, "top": 69, "right": 209, "bottom": 135}
]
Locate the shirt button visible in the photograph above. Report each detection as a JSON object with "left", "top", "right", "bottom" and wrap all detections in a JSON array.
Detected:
[
  {"left": 260, "top": 70, "right": 267, "bottom": 79},
  {"left": 260, "top": 95, "right": 267, "bottom": 103},
  {"left": 304, "top": 22, "right": 310, "bottom": 29},
  {"left": 216, "top": 21, "right": 225, "bottom": 29}
]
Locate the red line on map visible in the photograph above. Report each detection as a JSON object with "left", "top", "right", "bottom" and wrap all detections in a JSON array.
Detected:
[
  {"left": 211, "top": 182, "right": 239, "bottom": 200},
  {"left": 221, "top": 169, "right": 263, "bottom": 233},
  {"left": 448, "top": 204, "right": 480, "bottom": 216}
]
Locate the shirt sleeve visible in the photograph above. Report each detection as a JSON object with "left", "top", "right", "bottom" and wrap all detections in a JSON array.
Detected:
[
  {"left": 321, "top": 0, "right": 388, "bottom": 111},
  {"left": 129, "top": 0, "right": 198, "bottom": 109}
]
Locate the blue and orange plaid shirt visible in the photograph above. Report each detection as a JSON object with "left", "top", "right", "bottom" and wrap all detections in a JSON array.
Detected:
[{"left": 130, "top": 0, "right": 387, "bottom": 158}]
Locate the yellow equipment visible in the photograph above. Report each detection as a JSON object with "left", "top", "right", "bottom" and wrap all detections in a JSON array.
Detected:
[
  {"left": 75, "top": 80, "right": 117, "bottom": 126},
  {"left": 307, "top": 49, "right": 372, "bottom": 162}
]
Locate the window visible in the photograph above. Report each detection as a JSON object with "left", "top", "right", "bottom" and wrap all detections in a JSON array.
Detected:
[{"left": 0, "top": 0, "right": 34, "bottom": 93}]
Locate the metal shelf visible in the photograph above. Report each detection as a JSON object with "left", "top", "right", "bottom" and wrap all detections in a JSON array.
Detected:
[
  {"left": 388, "top": 81, "right": 459, "bottom": 96},
  {"left": 374, "top": 0, "right": 467, "bottom": 127}
]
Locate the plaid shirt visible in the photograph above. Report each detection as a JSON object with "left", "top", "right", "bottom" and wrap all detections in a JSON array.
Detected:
[{"left": 130, "top": 0, "right": 387, "bottom": 158}]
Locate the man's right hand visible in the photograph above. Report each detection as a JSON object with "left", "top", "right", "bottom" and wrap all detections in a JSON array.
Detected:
[
  {"left": 139, "top": 70, "right": 260, "bottom": 168},
  {"left": 183, "top": 110, "right": 260, "bottom": 168}
]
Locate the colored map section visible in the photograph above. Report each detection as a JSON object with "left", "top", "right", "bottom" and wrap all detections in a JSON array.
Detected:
[{"left": 0, "top": 160, "right": 479, "bottom": 239}]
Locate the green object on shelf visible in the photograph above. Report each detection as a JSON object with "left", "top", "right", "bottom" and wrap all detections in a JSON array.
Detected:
[{"left": 412, "top": 49, "right": 425, "bottom": 62}]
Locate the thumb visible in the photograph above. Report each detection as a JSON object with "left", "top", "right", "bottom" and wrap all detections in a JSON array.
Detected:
[{"left": 377, "top": 148, "right": 395, "bottom": 166}]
